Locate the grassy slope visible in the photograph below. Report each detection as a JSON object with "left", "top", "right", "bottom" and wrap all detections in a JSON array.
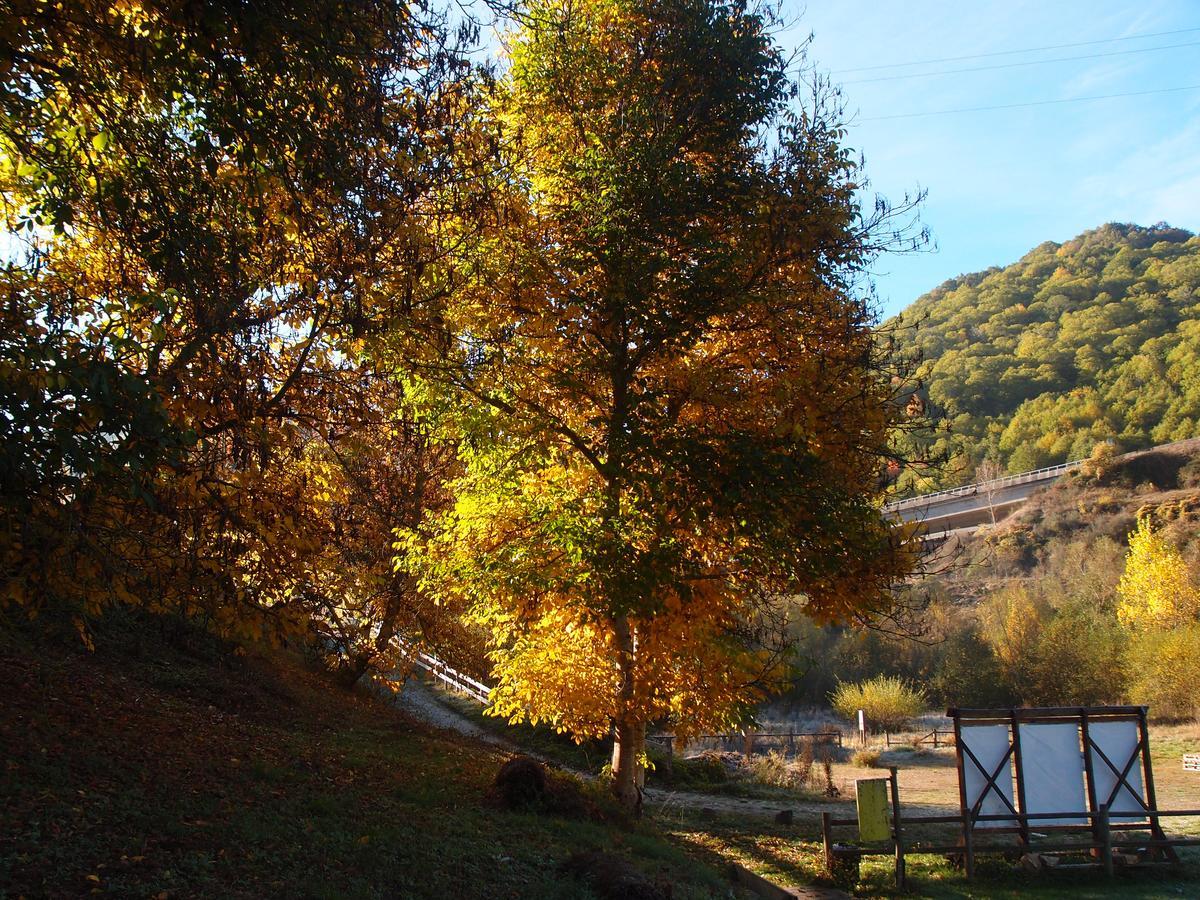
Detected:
[
  {"left": 4, "top": 615, "right": 1197, "bottom": 900},
  {"left": 0, "top": 617, "right": 736, "bottom": 899}
]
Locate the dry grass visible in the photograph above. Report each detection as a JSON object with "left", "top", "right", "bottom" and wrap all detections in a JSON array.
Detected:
[{"left": 851, "top": 748, "right": 882, "bottom": 768}]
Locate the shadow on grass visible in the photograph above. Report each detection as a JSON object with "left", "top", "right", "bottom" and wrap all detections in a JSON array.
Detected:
[{"left": 657, "top": 809, "right": 1200, "bottom": 900}]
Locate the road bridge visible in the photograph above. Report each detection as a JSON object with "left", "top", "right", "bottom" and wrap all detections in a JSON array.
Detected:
[{"left": 883, "top": 459, "right": 1082, "bottom": 539}]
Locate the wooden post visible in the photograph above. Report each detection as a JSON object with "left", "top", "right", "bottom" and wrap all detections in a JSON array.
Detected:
[
  {"left": 1080, "top": 710, "right": 1102, "bottom": 857},
  {"left": 743, "top": 730, "right": 755, "bottom": 757},
  {"left": 950, "top": 711, "right": 975, "bottom": 880},
  {"left": 889, "top": 766, "right": 906, "bottom": 889},
  {"left": 821, "top": 811, "right": 834, "bottom": 875},
  {"left": 1010, "top": 713, "right": 1031, "bottom": 851},
  {"left": 788, "top": 729, "right": 795, "bottom": 755},
  {"left": 963, "top": 811, "right": 975, "bottom": 880},
  {"left": 1099, "top": 805, "right": 1113, "bottom": 877},
  {"left": 1137, "top": 707, "right": 1178, "bottom": 863}
]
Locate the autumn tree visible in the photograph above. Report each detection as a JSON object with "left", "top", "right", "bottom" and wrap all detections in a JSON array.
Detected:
[
  {"left": 404, "top": 0, "right": 920, "bottom": 808},
  {"left": 1117, "top": 515, "right": 1200, "bottom": 630},
  {"left": 0, "top": 1, "right": 477, "bottom": 645},
  {"left": 304, "top": 377, "right": 464, "bottom": 686},
  {"left": 976, "top": 457, "right": 1004, "bottom": 524}
]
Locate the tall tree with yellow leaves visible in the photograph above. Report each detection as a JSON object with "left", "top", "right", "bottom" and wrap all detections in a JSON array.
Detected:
[
  {"left": 403, "top": 0, "right": 922, "bottom": 809},
  {"left": 1117, "top": 515, "right": 1200, "bottom": 631}
]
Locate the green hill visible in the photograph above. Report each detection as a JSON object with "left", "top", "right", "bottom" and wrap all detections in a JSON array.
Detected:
[{"left": 892, "top": 223, "right": 1200, "bottom": 490}]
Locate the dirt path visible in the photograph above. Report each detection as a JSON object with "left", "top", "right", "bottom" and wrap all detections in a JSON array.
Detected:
[
  {"left": 384, "top": 676, "right": 952, "bottom": 826},
  {"left": 645, "top": 786, "right": 841, "bottom": 822},
  {"left": 389, "top": 676, "right": 516, "bottom": 750}
]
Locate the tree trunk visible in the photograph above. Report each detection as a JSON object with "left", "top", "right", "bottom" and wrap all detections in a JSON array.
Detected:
[
  {"left": 611, "top": 716, "right": 645, "bottom": 813},
  {"left": 610, "top": 616, "right": 644, "bottom": 814}
]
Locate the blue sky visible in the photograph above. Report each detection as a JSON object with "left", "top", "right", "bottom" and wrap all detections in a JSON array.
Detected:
[{"left": 783, "top": 1, "right": 1200, "bottom": 317}]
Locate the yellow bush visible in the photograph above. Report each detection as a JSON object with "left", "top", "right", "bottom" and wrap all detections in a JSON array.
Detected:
[
  {"left": 831, "top": 675, "right": 925, "bottom": 733},
  {"left": 851, "top": 748, "right": 882, "bottom": 768},
  {"left": 1126, "top": 625, "right": 1200, "bottom": 721}
]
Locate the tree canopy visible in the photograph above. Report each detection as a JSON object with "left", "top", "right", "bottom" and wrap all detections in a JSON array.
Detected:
[
  {"left": 0, "top": 0, "right": 473, "bottom": 652},
  {"left": 397, "top": 0, "right": 919, "bottom": 807},
  {"left": 1117, "top": 515, "right": 1200, "bottom": 631},
  {"left": 3, "top": 0, "right": 922, "bottom": 811}
]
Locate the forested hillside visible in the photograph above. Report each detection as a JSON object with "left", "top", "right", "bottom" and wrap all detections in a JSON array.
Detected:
[
  {"left": 893, "top": 223, "right": 1200, "bottom": 491},
  {"left": 780, "top": 440, "right": 1200, "bottom": 720}
]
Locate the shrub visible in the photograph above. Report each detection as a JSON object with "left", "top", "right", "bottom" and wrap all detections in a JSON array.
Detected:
[
  {"left": 820, "top": 746, "right": 839, "bottom": 797},
  {"left": 1126, "top": 624, "right": 1200, "bottom": 721},
  {"left": 742, "top": 749, "right": 837, "bottom": 792},
  {"left": 929, "top": 629, "right": 1017, "bottom": 708},
  {"left": 830, "top": 675, "right": 926, "bottom": 733},
  {"left": 1080, "top": 441, "right": 1119, "bottom": 482},
  {"left": 491, "top": 755, "right": 547, "bottom": 808},
  {"left": 654, "top": 751, "right": 737, "bottom": 790},
  {"left": 794, "top": 739, "right": 814, "bottom": 787},
  {"left": 851, "top": 748, "right": 881, "bottom": 768}
]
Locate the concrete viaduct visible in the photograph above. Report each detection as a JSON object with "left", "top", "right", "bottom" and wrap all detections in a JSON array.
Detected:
[{"left": 883, "top": 459, "right": 1082, "bottom": 540}]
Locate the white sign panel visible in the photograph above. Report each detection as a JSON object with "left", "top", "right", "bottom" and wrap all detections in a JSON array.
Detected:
[
  {"left": 1019, "top": 722, "right": 1087, "bottom": 825},
  {"left": 1088, "top": 720, "right": 1146, "bottom": 821},
  {"left": 961, "top": 724, "right": 1017, "bottom": 828}
]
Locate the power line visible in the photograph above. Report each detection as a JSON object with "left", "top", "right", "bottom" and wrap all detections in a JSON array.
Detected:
[
  {"left": 859, "top": 83, "right": 1200, "bottom": 122},
  {"left": 845, "top": 39, "right": 1200, "bottom": 85},
  {"left": 832, "top": 25, "right": 1200, "bottom": 74}
]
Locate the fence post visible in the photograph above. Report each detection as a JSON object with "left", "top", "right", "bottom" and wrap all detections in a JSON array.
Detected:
[
  {"left": 1099, "top": 806, "right": 1113, "bottom": 878},
  {"left": 821, "top": 812, "right": 834, "bottom": 874},
  {"left": 963, "top": 811, "right": 975, "bottom": 880},
  {"left": 889, "top": 766, "right": 906, "bottom": 889}
]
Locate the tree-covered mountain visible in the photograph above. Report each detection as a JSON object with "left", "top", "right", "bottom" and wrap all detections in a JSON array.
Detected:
[{"left": 892, "top": 223, "right": 1200, "bottom": 491}]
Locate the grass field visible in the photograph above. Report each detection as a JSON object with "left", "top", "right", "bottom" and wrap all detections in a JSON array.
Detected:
[
  {"left": 437, "top": 682, "right": 1200, "bottom": 896},
  {"left": 0, "top": 617, "right": 740, "bottom": 899},
  {"left": 669, "top": 810, "right": 1200, "bottom": 899},
  {"left": 3, "top": 615, "right": 1197, "bottom": 899}
]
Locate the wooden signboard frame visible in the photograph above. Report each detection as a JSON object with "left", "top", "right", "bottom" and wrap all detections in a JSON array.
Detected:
[
  {"left": 948, "top": 706, "right": 1177, "bottom": 877},
  {"left": 821, "top": 707, "right": 1199, "bottom": 888}
]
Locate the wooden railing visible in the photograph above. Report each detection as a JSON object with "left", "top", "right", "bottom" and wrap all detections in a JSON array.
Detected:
[
  {"left": 884, "top": 729, "right": 954, "bottom": 748},
  {"left": 648, "top": 730, "right": 843, "bottom": 757},
  {"left": 394, "top": 642, "right": 491, "bottom": 704}
]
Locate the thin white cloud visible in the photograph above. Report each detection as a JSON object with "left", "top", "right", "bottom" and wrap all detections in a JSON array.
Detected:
[{"left": 1075, "top": 114, "right": 1200, "bottom": 229}]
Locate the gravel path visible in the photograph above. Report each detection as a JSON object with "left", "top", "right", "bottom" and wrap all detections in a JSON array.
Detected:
[
  {"left": 381, "top": 674, "right": 874, "bottom": 824},
  {"left": 390, "top": 676, "right": 515, "bottom": 749}
]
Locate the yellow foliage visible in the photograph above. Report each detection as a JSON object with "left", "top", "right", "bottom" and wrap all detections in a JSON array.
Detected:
[
  {"left": 1117, "top": 516, "right": 1200, "bottom": 630},
  {"left": 393, "top": 0, "right": 923, "bottom": 779},
  {"left": 1125, "top": 624, "right": 1200, "bottom": 721}
]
